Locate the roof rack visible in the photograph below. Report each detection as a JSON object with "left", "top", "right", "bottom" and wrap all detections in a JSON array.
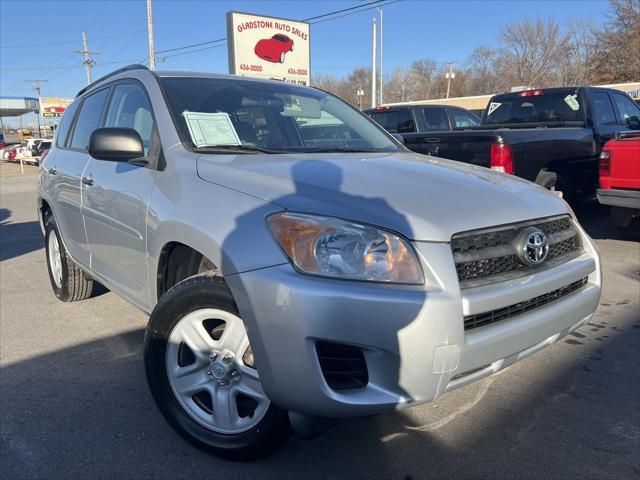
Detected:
[{"left": 75, "top": 64, "right": 149, "bottom": 97}]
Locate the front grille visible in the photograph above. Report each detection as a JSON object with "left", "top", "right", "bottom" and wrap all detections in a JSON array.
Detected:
[
  {"left": 316, "top": 341, "right": 368, "bottom": 391},
  {"left": 464, "top": 277, "right": 588, "bottom": 330},
  {"left": 452, "top": 216, "right": 582, "bottom": 287}
]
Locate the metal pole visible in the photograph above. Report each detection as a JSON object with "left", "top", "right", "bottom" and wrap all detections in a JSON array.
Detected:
[
  {"left": 82, "top": 32, "right": 92, "bottom": 84},
  {"left": 445, "top": 62, "right": 456, "bottom": 99},
  {"left": 377, "top": 8, "right": 383, "bottom": 105},
  {"left": 147, "top": 0, "right": 156, "bottom": 70},
  {"left": 371, "top": 17, "right": 377, "bottom": 109},
  {"left": 73, "top": 33, "right": 99, "bottom": 85}
]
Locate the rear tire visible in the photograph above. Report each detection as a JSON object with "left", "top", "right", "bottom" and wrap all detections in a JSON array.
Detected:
[
  {"left": 45, "top": 217, "right": 93, "bottom": 302},
  {"left": 535, "top": 170, "right": 558, "bottom": 190},
  {"left": 144, "top": 273, "right": 292, "bottom": 460}
]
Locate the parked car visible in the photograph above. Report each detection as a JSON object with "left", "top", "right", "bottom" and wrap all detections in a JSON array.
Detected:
[
  {"left": 364, "top": 104, "right": 481, "bottom": 134},
  {"left": 29, "top": 140, "right": 52, "bottom": 164},
  {"left": 384, "top": 87, "right": 640, "bottom": 198},
  {"left": 0, "top": 132, "right": 5, "bottom": 149},
  {"left": 38, "top": 65, "right": 601, "bottom": 460},
  {"left": 1, "top": 144, "right": 21, "bottom": 161},
  {"left": 597, "top": 132, "right": 640, "bottom": 235},
  {"left": 17, "top": 138, "right": 44, "bottom": 159},
  {"left": 254, "top": 34, "right": 293, "bottom": 63}
]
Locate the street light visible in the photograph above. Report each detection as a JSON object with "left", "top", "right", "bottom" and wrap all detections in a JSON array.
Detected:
[
  {"left": 375, "top": 6, "right": 383, "bottom": 105},
  {"left": 356, "top": 87, "right": 365, "bottom": 110},
  {"left": 445, "top": 61, "right": 457, "bottom": 99}
]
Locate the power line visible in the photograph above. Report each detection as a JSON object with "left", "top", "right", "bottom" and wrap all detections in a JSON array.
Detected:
[
  {"left": 310, "top": 0, "right": 402, "bottom": 25},
  {"left": 156, "top": 37, "right": 226, "bottom": 55},
  {"left": 0, "top": 30, "right": 146, "bottom": 49},
  {"left": 154, "top": 0, "right": 401, "bottom": 56},
  {"left": 305, "top": 0, "right": 388, "bottom": 22}
]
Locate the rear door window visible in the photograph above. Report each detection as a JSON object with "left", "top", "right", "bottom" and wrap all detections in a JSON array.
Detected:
[
  {"left": 591, "top": 92, "right": 617, "bottom": 126},
  {"left": 449, "top": 108, "right": 480, "bottom": 128},
  {"left": 70, "top": 88, "right": 110, "bottom": 150},
  {"left": 421, "top": 108, "right": 450, "bottom": 131},
  {"left": 369, "top": 110, "right": 415, "bottom": 133},
  {"left": 611, "top": 93, "right": 640, "bottom": 124}
]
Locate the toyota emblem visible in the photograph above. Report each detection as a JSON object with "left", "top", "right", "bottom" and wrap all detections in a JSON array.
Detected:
[{"left": 517, "top": 228, "right": 549, "bottom": 266}]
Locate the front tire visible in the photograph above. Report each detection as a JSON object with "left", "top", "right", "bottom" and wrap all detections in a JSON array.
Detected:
[
  {"left": 144, "top": 273, "right": 292, "bottom": 460},
  {"left": 45, "top": 217, "right": 93, "bottom": 302}
]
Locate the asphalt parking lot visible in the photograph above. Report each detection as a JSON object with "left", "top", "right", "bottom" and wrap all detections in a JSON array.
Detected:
[{"left": 1, "top": 167, "right": 639, "bottom": 480}]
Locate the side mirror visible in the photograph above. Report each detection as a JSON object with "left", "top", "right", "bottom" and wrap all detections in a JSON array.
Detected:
[
  {"left": 625, "top": 116, "right": 640, "bottom": 130},
  {"left": 89, "top": 127, "right": 145, "bottom": 163},
  {"left": 392, "top": 133, "right": 405, "bottom": 145}
]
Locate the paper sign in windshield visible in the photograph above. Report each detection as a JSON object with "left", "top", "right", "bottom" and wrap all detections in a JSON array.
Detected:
[
  {"left": 564, "top": 94, "right": 580, "bottom": 111},
  {"left": 487, "top": 102, "right": 501, "bottom": 115},
  {"left": 182, "top": 111, "right": 241, "bottom": 147}
]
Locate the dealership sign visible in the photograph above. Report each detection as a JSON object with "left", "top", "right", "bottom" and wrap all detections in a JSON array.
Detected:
[
  {"left": 39, "top": 97, "right": 73, "bottom": 118},
  {"left": 226, "top": 11, "right": 310, "bottom": 85}
]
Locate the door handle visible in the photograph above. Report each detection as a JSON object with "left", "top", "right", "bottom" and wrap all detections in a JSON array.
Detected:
[
  {"left": 48, "top": 166, "right": 57, "bottom": 175},
  {"left": 82, "top": 175, "right": 94, "bottom": 186},
  {"left": 425, "top": 137, "right": 440, "bottom": 143}
]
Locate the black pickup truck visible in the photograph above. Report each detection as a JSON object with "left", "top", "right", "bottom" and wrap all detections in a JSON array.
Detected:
[{"left": 368, "top": 87, "right": 640, "bottom": 196}]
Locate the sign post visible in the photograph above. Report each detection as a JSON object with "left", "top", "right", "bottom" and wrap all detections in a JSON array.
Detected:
[{"left": 227, "top": 11, "right": 310, "bottom": 86}]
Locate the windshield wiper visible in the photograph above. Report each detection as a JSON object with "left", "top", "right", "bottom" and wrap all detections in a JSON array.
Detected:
[
  {"left": 194, "top": 144, "right": 284, "bottom": 154},
  {"left": 301, "top": 147, "right": 388, "bottom": 153}
]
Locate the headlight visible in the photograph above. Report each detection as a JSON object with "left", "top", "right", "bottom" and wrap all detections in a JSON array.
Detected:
[{"left": 267, "top": 212, "right": 423, "bottom": 284}]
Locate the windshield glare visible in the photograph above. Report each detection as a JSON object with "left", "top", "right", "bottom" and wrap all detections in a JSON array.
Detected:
[{"left": 160, "top": 77, "right": 399, "bottom": 153}]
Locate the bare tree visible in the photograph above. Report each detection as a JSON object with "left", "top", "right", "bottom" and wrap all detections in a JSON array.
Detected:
[
  {"left": 559, "top": 19, "right": 598, "bottom": 86},
  {"left": 408, "top": 59, "right": 438, "bottom": 100},
  {"left": 500, "top": 18, "right": 570, "bottom": 87},
  {"left": 591, "top": 0, "right": 640, "bottom": 83},
  {"left": 466, "top": 46, "right": 500, "bottom": 95}
]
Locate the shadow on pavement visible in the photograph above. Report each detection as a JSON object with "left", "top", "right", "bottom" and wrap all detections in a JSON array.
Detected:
[
  {"left": 0, "top": 207, "right": 43, "bottom": 261},
  {"left": 1, "top": 302, "right": 638, "bottom": 479}
]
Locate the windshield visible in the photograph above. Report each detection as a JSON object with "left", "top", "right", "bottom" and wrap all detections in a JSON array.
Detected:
[
  {"left": 484, "top": 92, "right": 584, "bottom": 124},
  {"left": 160, "top": 77, "right": 399, "bottom": 153}
]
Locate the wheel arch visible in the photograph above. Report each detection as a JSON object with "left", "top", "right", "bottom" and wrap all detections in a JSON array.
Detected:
[{"left": 155, "top": 240, "right": 219, "bottom": 302}]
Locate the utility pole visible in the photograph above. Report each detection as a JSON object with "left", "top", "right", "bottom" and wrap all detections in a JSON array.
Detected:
[
  {"left": 371, "top": 17, "right": 377, "bottom": 109},
  {"left": 445, "top": 61, "right": 456, "bottom": 99},
  {"left": 73, "top": 32, "right": 100, "bottom": 85},
  {"left": 25, "top": 79, "right": 47, "bottom": 138},
  {"left": 147, "top": 0, "right": 156, "bottom": 70},
  {"left": 375, "top": 7, "right": 383, "bottom": 105}
]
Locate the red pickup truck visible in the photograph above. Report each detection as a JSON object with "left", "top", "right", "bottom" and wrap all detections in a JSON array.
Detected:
[{"left": 597, "top": 132, "right": 640, "bottom": 234}]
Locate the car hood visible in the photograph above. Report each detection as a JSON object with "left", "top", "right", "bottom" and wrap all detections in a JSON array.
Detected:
[{"left": 196, "top": 151, "right": 570, "bottom": 242}]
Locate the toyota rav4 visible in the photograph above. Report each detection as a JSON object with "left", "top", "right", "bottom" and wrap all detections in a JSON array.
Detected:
[{"left": 37, "top": 65, "right": 601, "bottom": 460}]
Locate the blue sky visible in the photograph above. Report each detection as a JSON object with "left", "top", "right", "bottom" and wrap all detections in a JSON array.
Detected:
[{"left": 1, "top": 0, "right": 610, "bottom": 102}]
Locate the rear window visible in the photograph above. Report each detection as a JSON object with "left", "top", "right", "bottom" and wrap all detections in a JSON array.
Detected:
[
  {"left": 484, "top": 92, "right": 584, "bottom": 124},
  {"left": 368, "top": 109, "right": 415, "bottom": 133}
]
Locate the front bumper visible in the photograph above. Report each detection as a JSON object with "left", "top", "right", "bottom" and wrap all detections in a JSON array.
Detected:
[
  {"left": 597, "top": 188, "right": 640, "bottom": 210},
  {"left": 226, "top": 229, "right": 601, "bottom": 418}
]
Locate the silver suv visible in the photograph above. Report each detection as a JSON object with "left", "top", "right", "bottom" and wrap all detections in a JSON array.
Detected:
[{"left": 37, "top": 65, "right": 601, "bottom": 459}]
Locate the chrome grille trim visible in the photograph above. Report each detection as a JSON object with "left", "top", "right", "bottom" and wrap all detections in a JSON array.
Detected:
[
  {"left": 451, "top": 215, "right": 582, "bottom": 287},
  {"left": 464, "top": 277, "right": 588, "bottom": 330}
]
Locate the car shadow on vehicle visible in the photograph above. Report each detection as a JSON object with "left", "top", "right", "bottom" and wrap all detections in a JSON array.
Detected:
[
  {"left": 1, "top": 302, "right": 637, "bottom": 479},
  {"left": 220, "top": 159, "right": 424, "bottom": 422}
]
